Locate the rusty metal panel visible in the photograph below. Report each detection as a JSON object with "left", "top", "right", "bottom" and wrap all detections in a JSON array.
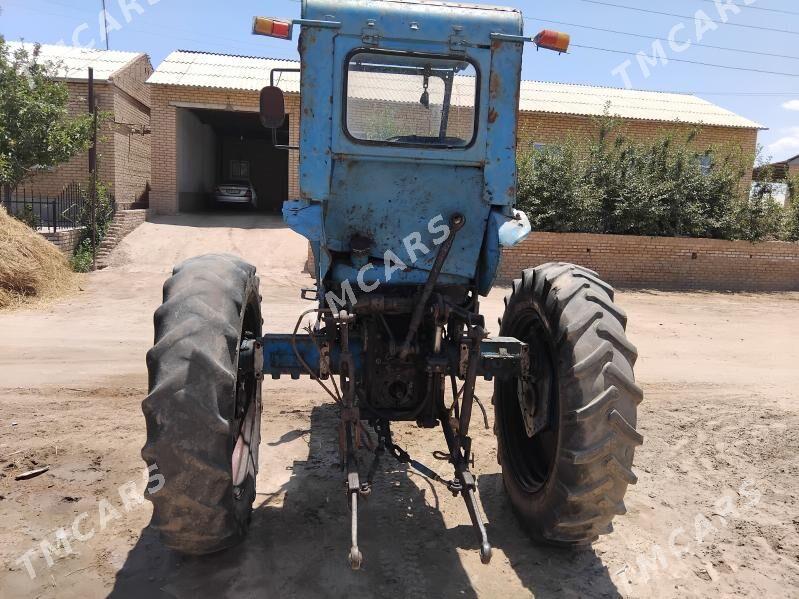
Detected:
[
  {"left": 483, "top": 37, "right": 523, "bottom": 207},
  {"left": 304, "top": 0, "right": 522, "bottom": 45},
  {"left": 298, "top": 23, "right": 338, "bottom": 201},
  {"left": 326, "top": 159, "right": 490, "bottom": 280}
]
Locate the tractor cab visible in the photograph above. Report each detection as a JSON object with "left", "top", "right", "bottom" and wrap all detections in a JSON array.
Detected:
[{"left": 255, "top": 0, "right": 554, "bottom": 299}]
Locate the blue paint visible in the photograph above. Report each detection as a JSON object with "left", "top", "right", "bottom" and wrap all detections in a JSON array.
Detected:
[
  {"left": 331, "top": 263, "right": 470, "bottom": 288},
  {"left": 262, "top": 333, "right": 364, "bottom": 378},
  {"left": 325, "top": 161, "right": 489, "bottom": 279},
  {"left": 283, "top": 200, "right": 323, "bottom": 242},
  {"left": 288, "top": 0, "right": 530, "bottom": 297}
]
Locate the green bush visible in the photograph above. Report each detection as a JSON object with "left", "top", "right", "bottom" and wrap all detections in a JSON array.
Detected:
[
  {"left": 516, "top": 119, "right": 793, "bottom": 243},
  {"left": 735, "top": 177, "right": 785, "bottom": 242},
  {"left": 783, "top": 175, "right": 799, "bottom": 242},
  {"left": 70, "top": 238, "right": 94, "bottom": 273},
  {"left": 518, "top": 142, "right": 601, "bottom": 233},
  {"left": 69, "top": 180, "right": 115, "bottom": 272}
]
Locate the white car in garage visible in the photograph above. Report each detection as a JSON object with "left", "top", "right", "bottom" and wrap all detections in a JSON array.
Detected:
[{"left": 213, "top": 181, "right": 257, "bottom": 207}]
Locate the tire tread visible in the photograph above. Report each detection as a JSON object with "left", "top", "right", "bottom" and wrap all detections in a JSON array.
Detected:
[{"left": 495, "top": 263, "right": 643, "bottom": 547}]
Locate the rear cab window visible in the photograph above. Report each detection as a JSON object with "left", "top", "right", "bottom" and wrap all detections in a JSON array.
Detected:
[{"left": 344, "top": 50, "right": 479, "bottom": 149}]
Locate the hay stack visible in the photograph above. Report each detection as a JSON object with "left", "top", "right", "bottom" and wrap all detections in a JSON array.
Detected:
[{"left": 0, "top": 208, "right": 77, "bottom": 309}]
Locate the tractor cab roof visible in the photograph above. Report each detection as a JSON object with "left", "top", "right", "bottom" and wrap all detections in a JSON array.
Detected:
[{"left": 303, "top": 0, "right": 523, "bottom": 45}]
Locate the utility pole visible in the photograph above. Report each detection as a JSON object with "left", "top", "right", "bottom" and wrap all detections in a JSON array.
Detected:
[
  {"left": 101, "top": 0, "right": 110, "bottom": 50},
  {"left": 88, "top": 67, "right": 98, "bottom": 270}
]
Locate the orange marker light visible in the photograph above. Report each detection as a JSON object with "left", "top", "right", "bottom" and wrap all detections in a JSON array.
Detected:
[
  {"left": 533, "top": 30, "right": 570, "bottom": 54},
  {"left": 252, "top": 16, "right": 293, "bottom": 40}
]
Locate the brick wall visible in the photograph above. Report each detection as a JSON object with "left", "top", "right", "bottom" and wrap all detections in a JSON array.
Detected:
[
  {"left": 304, "top": 232, "right": 799, "bottom": 291},
  {"left": 498, "top": 232, "right": 799, "bottom": 291},
  {"left": 21, "top": 81, "right": 115, "bottom": 197},
  {"left": 347, "top": 98, "right": 474, "bottom": 141},
  {"left": 111, "top": 54, "right": 152, "bottom": 107},
  {"left": 41, "top": 228, "right": 84, "bottom": 255},
  {"left": 113, "top": 86, "right": 151, "bottom": 206},
  {"left": 149, "top": 85, "right": 300, "bottom": 215},
  {"left": 15, "top": 56, "right": 152, "bottom": 203}
]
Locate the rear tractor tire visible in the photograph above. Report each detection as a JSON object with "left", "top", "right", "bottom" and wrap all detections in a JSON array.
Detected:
[
  {"left": 141, "top": 254, "right": 263, "bottom": 554},
  {"left": 494, "top": 262, "right": 643, "bottom": 546}
]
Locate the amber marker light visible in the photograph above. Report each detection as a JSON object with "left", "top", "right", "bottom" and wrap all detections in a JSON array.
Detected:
[
  {"left": 252, "top": 16, "right": 293, "bottom": 40},
  {"left": 533, "top": 30, "right": 570, "bottom": 54}
]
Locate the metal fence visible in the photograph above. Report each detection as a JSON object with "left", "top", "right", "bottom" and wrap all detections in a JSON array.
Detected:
[{"left": 3, "top": 182, "right": 115, "bottom": 233}]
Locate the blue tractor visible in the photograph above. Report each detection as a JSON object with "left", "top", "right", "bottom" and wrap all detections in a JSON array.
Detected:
[{"left": 142, "top": 0, "right": 642, "bottom": 569}]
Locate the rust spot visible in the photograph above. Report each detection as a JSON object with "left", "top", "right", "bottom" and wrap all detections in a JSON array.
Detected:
[
  {"left": 491, "top": 39, "right": 502, "bottom": 51},
  {"left": 489, "top": 73, "right": 501, "bottom": 97},
  {"left": 488, "top": 108, "right": 498, "bottom": 124}
]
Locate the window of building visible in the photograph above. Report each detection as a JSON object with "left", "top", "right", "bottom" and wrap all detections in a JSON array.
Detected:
[
  {"left": 230, "top": 160, "right": 250, "bottom": 180},
  {"left": 699, "top": 154, "right": 712, "bottom": 176}
]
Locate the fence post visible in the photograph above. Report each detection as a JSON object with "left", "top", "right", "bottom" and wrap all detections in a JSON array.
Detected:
[{"left": 88, "top": 67, "right": 98, "bottom": 271}]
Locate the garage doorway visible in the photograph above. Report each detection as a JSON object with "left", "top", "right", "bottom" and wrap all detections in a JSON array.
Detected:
[{"left": 176, "top": 107, "right": 289, "bottom": 213}]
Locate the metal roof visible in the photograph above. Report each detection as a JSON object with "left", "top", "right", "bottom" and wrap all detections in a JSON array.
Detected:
[
  {"left": 147, "top": 50, "right": 301, "bottom": 93},
  {"left": 518, "top": 81, "right": 763, "bottom": 130},
  {"left": 5, "top": 42, "right": 145, "bottom": 82},
  {"left": 149, "top": 50, "right": 763, "bottom": 130}
]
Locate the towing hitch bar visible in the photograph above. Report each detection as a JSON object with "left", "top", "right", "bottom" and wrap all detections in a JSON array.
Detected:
[{"left": 260, "top": 333, "right": 528, "bottom": 381}]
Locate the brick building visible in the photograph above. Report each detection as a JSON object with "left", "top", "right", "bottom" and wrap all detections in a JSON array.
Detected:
[
  {"left": 4, "top": 43, "right": 153, "bottom": 208},
  {"left": 147, "top": 51, "right": 299, "bottom": 215},
  {"left": 754, "top": 153, "right": 799, "bottom": 182},
  {"left": 147, "top": 50, "right": 762, "bottom": 216}
]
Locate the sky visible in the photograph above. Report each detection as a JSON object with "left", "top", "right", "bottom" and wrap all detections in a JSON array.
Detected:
[{"left": 1, "top": 0, "right": 798, "bottom": 162}]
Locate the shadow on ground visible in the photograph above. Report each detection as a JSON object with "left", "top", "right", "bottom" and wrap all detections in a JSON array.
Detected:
[
  {"left": 109, "top": 405, "right": 618, "bottom": 598},
  {"left": 478, "top": 473, "right": 620, "bottom": 597},
  {"left": 150, "top": 211, "right": 287, "bottom": 230}
]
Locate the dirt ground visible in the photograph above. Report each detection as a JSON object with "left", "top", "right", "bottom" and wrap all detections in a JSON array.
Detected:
[{"left": 1, "top": 213, "right": 798, "bottom": 598}]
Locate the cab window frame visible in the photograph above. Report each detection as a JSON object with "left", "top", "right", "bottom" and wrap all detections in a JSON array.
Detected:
[{"left": 342, "top": 47, "right": 481, "bottom": 151}]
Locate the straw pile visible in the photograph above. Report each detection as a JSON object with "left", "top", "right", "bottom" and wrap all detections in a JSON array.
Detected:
[{"left": 0, "top": 208, "right": 77, "bottom": 309}]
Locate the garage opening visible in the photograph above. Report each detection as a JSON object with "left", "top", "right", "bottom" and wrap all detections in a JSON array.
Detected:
[{"left": 176, "top": 107, "right": 289, "bottom": 213}]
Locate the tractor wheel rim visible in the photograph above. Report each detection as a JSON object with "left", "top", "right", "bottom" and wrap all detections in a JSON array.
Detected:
[
  {"left": 232, "top": 386, "right": 261, "bottom": 490},
  {"left": 501, "top": 305, "right": 558, "bottom": 494}
]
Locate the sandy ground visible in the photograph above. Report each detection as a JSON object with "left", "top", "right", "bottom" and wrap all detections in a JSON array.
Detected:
[{"left": 1, "top": 212, "right": 798, "bottom": 598}]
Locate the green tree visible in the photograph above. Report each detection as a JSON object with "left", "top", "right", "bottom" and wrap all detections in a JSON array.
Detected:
[
  {"left": 0, "top": 38, "right": 94, "bottom": 202},
  {"left": 782, "top": 174, "right": 799, "bottom": 242},
  {"left": 515, "top": 117, "right": 782, "bottom": 241},
  {"left": 517, "top": 141, "right": 601, "bottom": 232}
]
